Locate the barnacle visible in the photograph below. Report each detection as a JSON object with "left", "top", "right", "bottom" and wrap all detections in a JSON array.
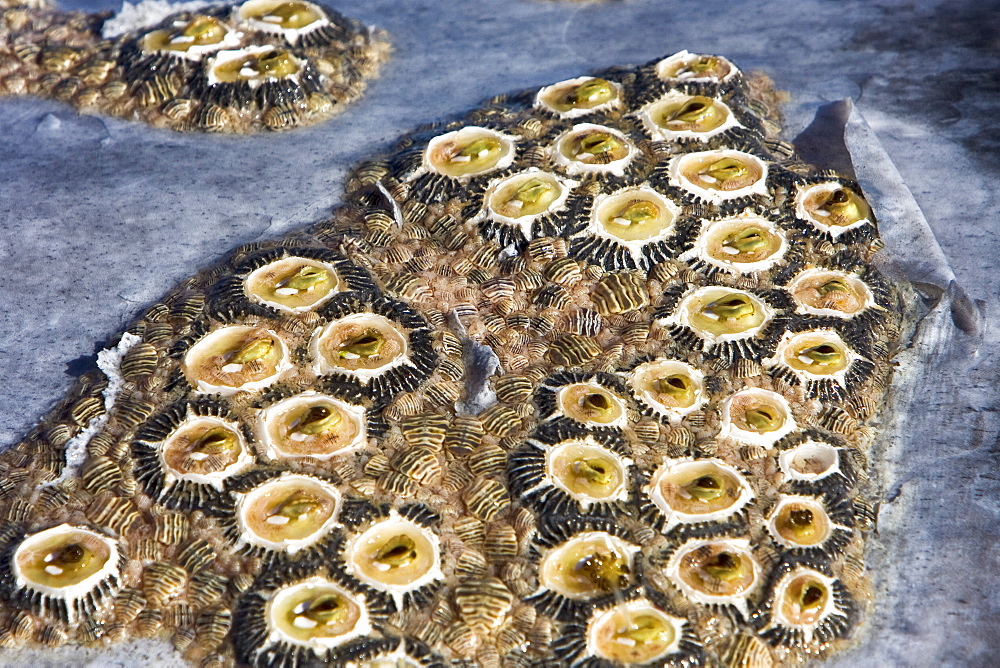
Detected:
[
  {"left": 0, "top": 0, "right": 389, "bottom": 132},
  {"left": 0, "top": 48, "right": 902, "bottom": 668}
]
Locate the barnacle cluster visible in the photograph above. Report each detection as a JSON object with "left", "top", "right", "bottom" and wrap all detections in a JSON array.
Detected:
[
  {"left": 0, "top": 50, "right": 901, "bottom": 667},
  {"left": 0, "top": 0, "right": 389, "bottom": 131}
]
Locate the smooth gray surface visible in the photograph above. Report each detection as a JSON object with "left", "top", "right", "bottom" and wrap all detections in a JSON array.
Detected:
[{"left": 0, "top": 0, "right": 998, "bottom": 666}]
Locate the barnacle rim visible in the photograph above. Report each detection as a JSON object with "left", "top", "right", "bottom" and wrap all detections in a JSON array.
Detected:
[
  {"left": 207, "top": 45, "right": 305, "bottom": 88},
  {"left": 422, "top": 126, "right": 517, "bottom": 179},
  {"left": 534, "top": 75, "right": 624, "bottom": 118},
  {"left": 766, "top": 494, "right": 844, "bottom": 550},
  {"left": 719, "top": 387, "right": 796, "bottom": 448},
  {"left": 480, "top": 168, "right": 577, "bottom": 236},
  {"left": 655, "top": 50, "right": 738, "bottom": 83},
  {"left": 237, "top": 0, "right": 331, "bottom": 42},
  {"left": 663, "top": 286, "right": 775, "bottom": 344},
  {"left": 627, "top": 359, "right": 706, "bottom": 420},
  {"left": 584, "top": 185, "right": 680, "bottom": 261},
  {"left": 538, "top": 531, "right": 640, "bottom": 601},
  {"left": 768, "top": 566, "right": 846, "bottom": 644},
  {"left": 544, "top": 437, "right": 633, "bottom": 509},
  {"left": 645, "top": 457, "right": 754, "bottom": 531},
  {"left": 553, "top": 381, "right": 629, "bottom": 429},
  {"left": 235, "top": 472, "right": 343, "bottom": 554},
  {"left": 265, "top": 575, "right": 372, "bottom": 652},
  {"left": 244, "top": 256, "right": 343, "bottom": 313},
  {"left": 794, "top": 182, "right": 873, "bottom": 237},
  {"left": 182, "top": 325, "right": 292, "bottom": 395},
  {"left": 669, "top": 149, "right": 769, "bottom": 204},
  {"left": 638, "top": 90, "right": 740, "bottom": 141},
  {"left": 310, "top": 312, "right": 410, "bottom": 381},
  {"left": 682, "top": 213, "right": 788, "bottom": 274},
  {"left": 778, "top": 440, "right": 843, "bottom": 483},
  {"left": 257, "top": 390, "right": 368, "bottom": 462},
  {"left": 786, "top": 268, "right": 876, "bottom": 318},
  {"left": 157, "top": 413, "right": 255, "bottom": 489},
  {"left": 666, "top": 537, "right": 761, "bottom": 615},
  {"left": 550, "top": 123, "right": 636, "bottom": 176},
  {"left": 765, "top": 329, "right": 862, "bottom": 386},
  {"left": 585, "top": 598, "right": 686, "bottom": 664},
  {"left": 140, "top": 15, "right": 241, "bottom": 59}
]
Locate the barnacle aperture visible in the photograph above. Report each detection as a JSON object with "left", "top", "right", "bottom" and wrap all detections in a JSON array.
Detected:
[
  {"left": 546, "top": 440, "right": 629, "bottom": 505},
  {"left": 587, "top": 601, "right": 682, "bottom": 663},
  {"left": 556, "top": 382, "right": 627, "bottom": 426},
  {"left": 487, "top": 171, "right": 566, "bottom": 222},
  {"left": 771, "top": 567, "right": 840, "bottom": 641},
  {"left": 695, "top": 216, "right": 786, "bottom": 272},
  {"left": 258, "top": 392, "right": 366, "bottom": 461},
  {"left": 643, "top": 92, "right": 734, "bottom": 139},
  {"left": 670, "top": 539, "right": 759, "bottom": 604},
  {"left": 780, "top": 332, "right": 851, "bottom": 377},
  {"left": 647, "top": 459, "right": 753, "bottom": 527},
  {"left": 539, "top": 532, "right": 636, "bottom": 600},
  {"left": 788, "top": 269, "right": 874, "bottom": 317},
  {"left": 593, "top": 188, "right": 677, "bottom": 243},
  {"left": 779, "top": 441, "right": 841, "bottom": 482},
  {"left": 425, "top": 127, "right": 515, "bottom": 178},
  {"left": 629, "top": 359, "right": 705, "bottom": 419},
  {"left": 311, "top": 313, "right": 408, "bottom": 379},
  {"left": 768, "top": 496, "right": 832, "bottom": 548},
  {"left": 160, "top": 416, "right": 250, "bottom": 483},
  {"left": 721, "top": 388, "right": 795, "bottom": 446},
  {"left": 657, "top": 51, "right": 735, "bottom": 82},
  {"left": 537, "top": 76, "right": 620, "bottom": 115},
  {"left": 142, "top": 16, "right": 234, "bottom": 56},
  {"left": 210, "top": 47, "right": 302, "bottom": 86},
  {"left": 239, "top": 0, "right": 326, "bottom": 31},
  {"left": 677, "top": 287, "right": 772, "bottom": 340},
  {"left": 245, "top": 257, "right": 341, "bottom": 312},
  {"left": 553, "top": 124, "right": 634, "bottom": 175},
  {"left": 346, "top": 518, "right": 442, "bottom": 594},
  {"left": 183, "top": 326, "right": 289, "bottom": 394},
  {"left": 672, "top": 150, "right": 767, "bottom": 203},
  {"left": 237, "top": 474, "right": 341, "bottom": 553},
  {"left": 266, "top": 577, "right": 369, "bottom": 650},
  {"left": 797, "top": 183, "right": 871, "bottom": 231}
]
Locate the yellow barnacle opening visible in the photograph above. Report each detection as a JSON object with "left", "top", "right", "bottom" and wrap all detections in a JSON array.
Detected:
[
  {"left": 539, "top": 532, "right": 636, "bottom": 600},
  {"left": 539, "top": 77, "right": 619, "bottom": 114},
  {"left": 720, "top": 388, "right": 795, "bottom": 447},
  {"left": 267, "top": 577, "right": 370, "bottom": 651},
  {"left": 259, "top": 392, "right": 367, "bottom": 461},
  {"left": 143, "top": 16, "right": 231, "bottom": 54},
  {"left": 672, "top": 540, "right": 758, "bottom": 602},
  {"left": 346, "top": 518, "right": 442, "bottom": 594},
  {"left": 645, "top": 93, "right": 732, "bottom": 138},
  {"left": 788, "top": 269, "right": 874, "bottom": 317},
  {"left": 210, "top": 47, "right": 302, "bottom": 86},
  {"left": 779, "top": 441, "right": 841, "bottom": 482},
  {"left": 183, "top": 326, "right": 289, "bottom": 394},
  {"left": 161, "top": 417, "right": 249, "bottom": 482},
  {"left": 796, "top": 183, "right": 872, "bottom": 234},
  {"left": 657, "top": 52, "right": 734, "bottom": 81},
  {"left": 562, "top": 129, "right": 628, "bottom": 164},
  {"left": 488, "top": 172, "right": 564, "bottom": 220},
  {"left": 15, "top": 527, "right": 114, "bottom": 592},
  {"left": 546, "top": 440, "right": 630, "bottom": 505},
  {"left": 425, "top": 127, "right": 514, "bottom": 178},
  {"left": 594, "top": 189, "right": 677, "bottom": 243},
  {"left": 311, "top": 313, "right": 408, "bottom": 379},
  {"left": 587, "top": 601, "right": 683, "bottom": 664},
  {"left": 771, "top": 330, "right": 856, "bottom": 381},
  {"left": 628, "top": 359, "right": 704, "bottom": 419},
  {"left": 647, "top": 459, "right": 753, "bottom": 525},
  {"left": 245, "top": 257, "right": 341, "bottom": 312},
  {"left": 556, "top": 382, "right": 627, "bottom": 426},
  {"left": 695, "top": 216, "right": 786, "bottom": 273},
  {"left": 683, "top": 288, "right": 769, "bottom": 339},
  {"left": 238, "top": 474, "right": 341, "bottom": 553},
  {"left": 671, "top": 150, "right": 767, "bottom": 202},
  {"left": 773, "top": 568, "right": 838, "bottom": 637},
  {"left": 768, "top": 497, "right": 833, "bottom": 548},
  {"left": 242, "top": 0, "right": 323, "bottom": 30}
]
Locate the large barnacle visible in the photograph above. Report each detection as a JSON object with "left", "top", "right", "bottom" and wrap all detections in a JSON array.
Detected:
[
  {"left": 535, "top": 76, "right": 622, "bottom": 117},
  {"left": 766, "top": 495, "right": 851, "bottom": 554},
  {"left": 208, "top": 46, "right": 304, "bottom": 86},
  {"left": 685, "top": 214, "right": 787, "bottom": 274},
  {"left": 640, "top": 92, "right": 738, "bottom": 140},
  {"left": 311, "top": 313, "right": 408, "bottom": 379},
  {"left": 581, "top": 186, "right": 680, "bottom": 263},
  {"left": 671, "top": 150, "right": 768, "bottom": 203},
  {"left": 245, "top": 257, "right": 342, "bottom": 312},
  {"left": 795, "top": 182, "right": 873, "bottom": 236},
  {"left": 424, "top": 127, "right": 516, "bottom": 178},
  {"left": 656, "top": 50, "right": 737, "bottom": 82},
  {"left": 546, "top": 438, "right": 631, "bottom": 507},
  {"left": 554, "top": 381, "right": 628, "bottom": 427},
  {"left": 645, "top": 458, "right": 754, "bottom": 532},
  {"left": 552, "top": 123, "right": 635, "bottom": 175},
  {"left": 257, "top": 391, "right": 368, "bottom": 461},
  {"left": 234, "top": 473, "right": 342, "bottom": 555},
  {"left": 160, "top": 416, "right": 252, "bottom": 482},
  {"left": 666, "top": 287, "right": 774, "bottom": 345},
  {"left": 720, "top": 388, "right": 796, "bottom": 447},
  {"left": 762, "top": 566, "right": 854, "bottom": 646},
  {"left": 778, "top": 440, "right": 845, "bottom": 484},
  {"left": 483, "top": 169, "right": 573, "bottom": 236},
  {"left": 787, "top": 269, "right": 876, "bottom": 317},
  {"left": 265, "top": 576, "right": 371, "bottom": 652},
  {"left": 238, "top": 0, "right": 330, "bottom": 40},
  {"left": 538, "top": 531, "right": 638, "bottom": 601},
  {"left": 141, "top": 15, "right": 238, "bottom": 57},
  {"left": 586, "top": 600, "right": 685, "bottom": 664},
  {"left": 628, "top": 359, "right": 706, "bottom": 419},
  {"left": 183, "top": 326, "right": 290, "bottom": 394},
  {"left": 667, "top": 538, "right": 760, "bottom": 616}
]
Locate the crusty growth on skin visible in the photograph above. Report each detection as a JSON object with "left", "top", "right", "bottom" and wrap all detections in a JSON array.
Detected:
[
  {"left": 0, "top": 0, "right": 390, "bottom": 132},
  {"left": 0, "top": 48, "right": 901, "bottom": 667}
]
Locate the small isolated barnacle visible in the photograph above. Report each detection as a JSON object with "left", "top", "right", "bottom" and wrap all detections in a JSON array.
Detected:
[
  {"left": 660, "top": 286, "right": 775, "bottom": 350},
  {"left": 765, "top": 494, "right": 852, "bottom": 556},
  {"left": 2, "top": 524, "right": 121, "bottom": 624},
  {"left": 183, "top": 325, "right": 291, "bottom": 395},
  {"left": 758, "top": 565, "right": 855, "bottom": 647},
  {"left": 229, "top": 472, "right": 342, "bottom": 557},
  {"left": 575, "top": 185, "right": 680, "bottom": 267},
  {"left": 132, "top": 402, "right": 255, "bottom": 510},
  {"left": 533, "top": 530, "right": 639, "bottom": 620},
  {"left": 655, "top": 50, "right": 738, "bottom": 83},
  {"left": 341, "top": 511, "right": 444, "bottom": 611},
  {"left": 719, "top": 388, "right": 796, "bottom": 448},
  {"left": 479, "top": 168, "right": 576, "bottom": 239},
  {"left": 794, "top": 182, "right": 873, "bottom": 237},
  {"left": 681, "top": 212, "right": 788, "bottom": 275},
  {"left": 765, "top": 329, "right": 865, "bottom": 396},
  {"left": 256, "top": 390, "right": 368, "bottom": 461},
  {"left": 669, "top": 149, "right": 768, "bottom": 204},
  {"left": 423, "top": 126, "right": 517, "bottom": 179},
  {"left": 638, "top": 91, "right": 740, "bottom": 141},
  {"left": 785, "top": 268, "right": 876, "bottom": 318},
  {"left": 535, "top": 371, "right": 630, "bottom": 429},
  {"left": 509, "top": 426, "right": 633, "bottom": 516},
  {"left": 534, "top": 75, "right": 623, "bottom": 118},
  {"left": 234, "top": 571, "right": 377, "bottom": 667},
  {"left": 644, "top": 458, "right": 754, "bottom": 534},
  {"left": 244, "top": 256, "right": 342, "bottom": 313},
  {"left": 140, "top": 15, "right": 241, "bottom": 59},
  {"left": 666, "top": 537, "right": 761, "bottom": 617},
  {"left": 627, "top": 359, "right": 707, "bottom": 420},
  {"left": 237, "top": 0, "right": 330, "bottom": 42},
  {"left": 550, "top": 123, "right": 636, "bottom": 176}
]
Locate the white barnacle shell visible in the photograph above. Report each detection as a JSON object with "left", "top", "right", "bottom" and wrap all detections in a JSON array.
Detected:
[
  {"left": 666, "top": 537, "right": 761, "bottom": 617},
  {"left": 140, "top": 15, "right": 242, "bottom": 61},
  {"left": 256, "top": 391, "right": 368, "bottom": 462},
  {"left": 235, "top": 472, "right": 342, "bottom": 555},
  {"left": 585, "top": 599, "right": 686, "bottom": 664},
  {"left": 183, "top": 325, "right": 292, "bottom": 395},
  {"left": 422, "top": 126, "right": 517, "bottom": 180},
  {"left": 309, "top": 312, "right": 410, "bottom": 382},
  {"left": 549, "top": 123, "right": 636, "bottom": 177},
  {"left": 552, "top": 381, "right": 630, "bottom": 430},
  {"left": 680, "top": 212, "right": 788, "bottom": 275},
  {"left": 786, "top": 268, "right": 877, "bottom": 318},
  {"left": 766, "top": 566, "right": 849, "bottom": 645},
  {"left": 583, "top": 186, "right": 680, "bottom": 263},
  {"left": 626, "top": 359, "right": 706, "bottom": 420},
  {"left": 537, "top": 531, "right": 640, "bottom": 601},
  {"left": 764, "top": 329, "right": 864, "bottom": 388},
  {"left": 244, "top": 256, "right": 343, "bottom": 313},
  {"left": 655, "top": 50, "right": 739, "bottom": 83},
  {"left": 637, "top": 90, "right": 742, "bottom": 142},
  {"left": 207, "top": 45, "right": 305, "bottom": 88},
  {"left": 794, "top": 181, "right": 873, "bottom": 237},
  {"left": 718, "top": 387, "right": 796, "bottom": 448},
  {"left": 644, "top": 458, "right": 755, "bottom": 532},
  {"left": 237, "top": 0, "right": 331, "bottom": 43},
  {"left": 659, "top": 286, "right": 775, "bottom": 347},
  {"left": 778, "top": 440, "right": 843, "bottom": 483},
  {"left": 476, "top": 168, "right": 577, "bottom": 238},
  {"left": 669, "top": 149, "right": 769, "bottom": 204},
  {"left": 155, "top": 412, "right": 255, "bottom": 490},
  {"left": 534, "top": 75, "right": 624, "bottom": 119},
  {"left": 264, "top": 576, "right": 372, "bottom": 652}
]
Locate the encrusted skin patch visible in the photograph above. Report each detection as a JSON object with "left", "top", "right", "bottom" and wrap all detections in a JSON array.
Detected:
[
  {"left": 0, "top": 0, "right": 390, "bottom": 132},
  {"left": 0, "top": 49, "right": 901, "bottom": 667}
]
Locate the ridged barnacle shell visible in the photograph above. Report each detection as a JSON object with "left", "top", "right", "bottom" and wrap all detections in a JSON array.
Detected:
[
  {"left": 341, "top": 510, "right": 444, "bottom": 611},
  {"left": 244, "top": 256, "right": 344, "bottom": 313},
  {"left": 758, "top": 565, "right": 855, "bottom": 647},
  {"left": 638, "top": 91, "right": 741, "bottom": 141},
  {"left": 578, "top": 185, "right": 680, "bottom": 266},
  {"left": 237, "top": 0, "right": 331, "bottom": 42},
  {"left": 534, "top": 75, "right": 623, "bottom": 119},
  {"left": 665, "top": 537, "right": 761, "bottom": 617},
  {"left": 794, "top": 181, "right": 873, "bottom": 237},
  {"left": 182, "top": 325, "right": 292, "bottom": 395},
  {"left": 669, "top": 149, "right": 769, "bottom": 204},
  {"left": 140, "top": 14, "right": 241, "bottom": 60},
  {"left": 765, "top": 494, "right": 853, "bottom": 555},
  {"left": 234, "top": 572, "right": 376, "bottom": 666},
  {"left": 644, "top": 458, "right": 755, "bottom": 533},
  {"left": 5, "top": 524, "right": 121, "bottom": 623},
  {"left": 509, "top": 425, "right": 633, "bottom": 515},
  {"left": 785, "top": 268, "right": 877, "bottom": 318},
  {"left": 764, "top": 329, "right": 864, "bottom": 389},
  {"left": 719, "top": 388, "right": 796, "bottom": 448},
  {"left": 627, "top": 358, "right": 707, "bottom": 420},
  {"left": 132, "top": 403, "right": 255, "bottom": 508},
  {"left": 422, "top": 126, "right": 517, "bottom": 179},
  {"left": 477, "top": 168, "right": 577, "bottom": 239},
  {"left": 207, "top": 45, "right": 306, "bottom": 88},
  {"left": 256, "top": 390, "right": 369, "bottom": 461},
  {"left": 550, "top": 123, "right": 636, "bottom": 176},
  {"left": 659, "top": 286, "right": 775, "bottom": 348},
  {"left": 681, "top": 212, "right": 788, "bottom": 275},
  {"left": 655, "top": 50, "right": 739, "bottom": 83},
  {"left": 230, "top": 472, "right": 343, "bottom": 556}
]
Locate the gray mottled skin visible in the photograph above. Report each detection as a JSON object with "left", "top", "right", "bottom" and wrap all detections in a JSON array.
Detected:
[{"left": 0, "top": 0, "right": 997, "bottom": 665}]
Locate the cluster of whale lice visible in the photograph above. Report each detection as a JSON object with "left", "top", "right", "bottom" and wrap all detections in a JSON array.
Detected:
[
  {"left": 0, "top": 0, "right": 389, "bottom": 131},
  {"left": 0, "top": 14, "right": 905, "bottom": 664}
]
